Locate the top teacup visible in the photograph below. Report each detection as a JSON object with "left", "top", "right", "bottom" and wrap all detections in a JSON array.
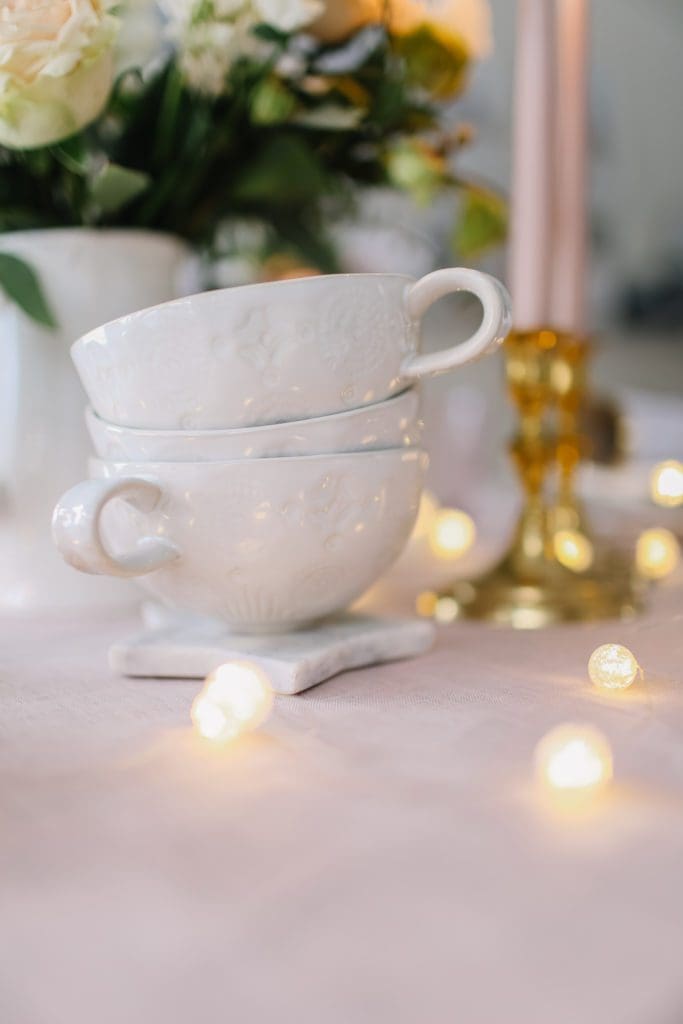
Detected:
[{"left": 72, "top": 268, "right": 511, "bottom": 430}]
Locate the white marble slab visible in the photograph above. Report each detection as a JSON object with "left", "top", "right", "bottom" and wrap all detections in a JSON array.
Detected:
[{"left": 109, "top": 614, "right": 436, "bottom": 695}]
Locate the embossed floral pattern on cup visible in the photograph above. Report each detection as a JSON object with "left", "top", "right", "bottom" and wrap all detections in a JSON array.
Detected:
[
  {"left": 72, "top": 270, "right": 510, "bottom": 430},
  {"left": 53, "top": 449, "right": 427, "bottom": 632}
]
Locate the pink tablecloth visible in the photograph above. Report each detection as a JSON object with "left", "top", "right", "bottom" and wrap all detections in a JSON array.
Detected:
[{"left": 2, "top": 579, "right": 683, "bottom": 1024}]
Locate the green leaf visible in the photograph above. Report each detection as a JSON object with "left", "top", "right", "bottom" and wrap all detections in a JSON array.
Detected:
[
  {"left": 51, "top": 136, "right": 89, "bottom": 175},
  {"left": 89, "top": 162, "right": 151, "bottom": 215},
  {"left": 232, "top": 137, "right": 328, "bottom": 206},
  {"left": 250, "top": 78, "right": 296, "bottom": 125},
  {"left": 394, "top": 25, "right": 470, "bottom": 99},
  {"left": 293, "top": 105, "right": 365, "bottom": 130},
  {"left": 251, "top": 23, "right": 289, "bottom": 45},
  {"left": 0, "top": 253, "right": 57, "bottom": 328},
  {"left": 385, "top": 139, "right": 446, "bottom": 205},
  {"left": 453, "top": 187, "right": 508, "bottom": 259}
]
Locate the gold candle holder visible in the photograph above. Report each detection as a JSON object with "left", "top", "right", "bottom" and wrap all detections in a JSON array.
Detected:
[{"left": 444, "top": 328, "right": 643, "bottom": 628}]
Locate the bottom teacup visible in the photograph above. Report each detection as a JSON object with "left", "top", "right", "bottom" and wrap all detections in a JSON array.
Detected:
[{"left": 52, "top": 449, "right": 427, "bottom": 632}]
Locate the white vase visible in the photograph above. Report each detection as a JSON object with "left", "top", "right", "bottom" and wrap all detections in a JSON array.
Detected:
[{"left": 0, "top": 228, "right": 195, "bottom": 610}]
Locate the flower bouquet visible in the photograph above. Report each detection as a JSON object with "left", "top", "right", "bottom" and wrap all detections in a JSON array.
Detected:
[{"left": 0, "top": 0, "right": 505, "bottom": 323}]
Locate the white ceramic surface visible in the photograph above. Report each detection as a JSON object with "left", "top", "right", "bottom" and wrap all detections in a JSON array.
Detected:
[
  {"left": 52, "top": 449, "right": 427, "bottom": 632},
  {"left": 109, "top": 613, "right": 436, "bottom": 695},
  {"left": 0, "top": 228, "right": 195, "bottom": 610},
  {"left": 72, "top": 269, "right": 511, "bottom": 430},
  {"left": 85, "top": 388, "right": 422, "bottom": 462}
]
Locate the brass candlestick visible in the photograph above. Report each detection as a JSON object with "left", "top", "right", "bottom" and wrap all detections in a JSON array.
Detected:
[{"left": 445, "top": 328, "right": 642, "bottom": 628}]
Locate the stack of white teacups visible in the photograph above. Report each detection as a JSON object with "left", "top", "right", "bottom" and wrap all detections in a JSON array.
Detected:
[{"left": 53, "top": 269, "right": 510, "bottom": 634}]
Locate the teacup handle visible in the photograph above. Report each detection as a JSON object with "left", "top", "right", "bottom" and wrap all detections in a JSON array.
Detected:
[
  {"left": 401, "top": 268, "right": 512, "bottom": 381},
  {"left": 52, "top": 477, "right": 180, "bottom": 578}
]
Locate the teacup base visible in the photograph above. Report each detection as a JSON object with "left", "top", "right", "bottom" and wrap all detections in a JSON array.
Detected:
[{"left": 109, "top": 612, "right": 436, "bottom": 695}]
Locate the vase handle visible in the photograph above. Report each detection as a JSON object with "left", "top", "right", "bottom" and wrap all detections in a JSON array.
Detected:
[
  {"left": 52, "top": 477, "right": 180, "bottom": 578},
  {"left": 400, "top": 268, "right": 512, "bottom": 381}
]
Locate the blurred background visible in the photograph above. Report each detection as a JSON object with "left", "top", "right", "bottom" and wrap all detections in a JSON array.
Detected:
[
  {"left": 399, "top": 0, "right": 683, "bottom": 528},
  {"left": 465, "top": 0, "right": 683, "bottom": 338}
]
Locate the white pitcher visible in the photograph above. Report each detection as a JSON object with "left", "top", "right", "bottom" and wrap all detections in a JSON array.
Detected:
[{"left": 0, "top": 229, "right": 195, "bottom": 609}]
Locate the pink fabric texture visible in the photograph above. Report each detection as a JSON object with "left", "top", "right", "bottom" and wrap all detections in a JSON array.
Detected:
[{"left": 1, "top": 579, "right": 683, "bottom": 1024}]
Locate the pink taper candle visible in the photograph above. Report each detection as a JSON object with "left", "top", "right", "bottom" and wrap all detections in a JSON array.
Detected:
[
  {"left": 551, "top": 0, "right": 589, "bottom": 334},
  {"left": 509, "top": 0, "right": 556, "bottom": 330}
]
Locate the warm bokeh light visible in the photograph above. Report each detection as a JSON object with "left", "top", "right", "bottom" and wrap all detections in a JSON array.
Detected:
[
  {"left": 588, "top": 643, "right": 640, "bottom": 691},
  {"left": 434, "top": 595, "right": 459, "bottom": 624},
  {"left": 535, "top": 724, "right": 613, "bottom": 794},
  {"left": 429, "top": 508, "right": 476, "bottom": 559},
  {"left": 412, "top": 489, "right": 440, "bottom": 541},
  {"left": 553, "top": 529, "right": 594, "bottom": 573},
  {"left": 191, "top": 661, "right": 274, "bottom": 744},
  {"left": 636, "top": 527, "right": 681, "bottom": 580},
  {"left": 650, "top": 460, "right": 683, "bottom": 508},
  {"left": 415, "top": 590, "right": 438, "bottom": 618}
]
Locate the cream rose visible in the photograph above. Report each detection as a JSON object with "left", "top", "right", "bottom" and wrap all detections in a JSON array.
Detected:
[{"left": 0, "top": 0, "right": 119, "bottom": 149}]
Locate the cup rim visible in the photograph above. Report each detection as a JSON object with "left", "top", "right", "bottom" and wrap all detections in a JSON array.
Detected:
[
  {"left": 88, "top": 446, "right": 425, "bottom": 472},
  {"left": 85, "top": 387, "right": 419, "bottom": 439},
  {"left": 71, "top": 271, "right": 416, "bottom": 356}
]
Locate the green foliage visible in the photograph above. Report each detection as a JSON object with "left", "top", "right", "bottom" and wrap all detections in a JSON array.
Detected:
[
  {"left": 454, "top": 186, "right": 508, "bottom": 260},
  {"left": 250, "top": 77, "right": 297, "bottom": 125},
  {"left": 385, "top": 139, "right": 448, "bottom": 205},
  {"left": 394, "top": 26, "right": 469, "bottom": 100},
  {"left": 90, "top": 162, "right": 151, "bottom": 214},
  {"left": 0, "top": 253, "right": 57, "bottom": 327},
  {"left": 0, "top": 21, "right": 505, "bottom": 275}
]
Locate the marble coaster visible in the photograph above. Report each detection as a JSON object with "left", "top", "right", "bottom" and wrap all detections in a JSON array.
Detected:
[{"left": 109, "top": 613, "right": 436, "bottom": 695}]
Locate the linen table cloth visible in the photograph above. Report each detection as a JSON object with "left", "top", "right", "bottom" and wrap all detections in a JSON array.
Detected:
[{"left": 1, "top": 577, "right": 683, "bottom": 1024}]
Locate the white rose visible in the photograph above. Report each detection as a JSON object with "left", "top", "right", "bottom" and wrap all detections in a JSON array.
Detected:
[
  {"left": 117, "top": 0, "right": 168, "bottom": 74},
  {"left": 161, "top": 1, "right": 262, "bottom": 96},
  {"left": 253, "top": 0, "right": 324, "bottom": 33},
  {"left": 162, "top": 0, "right": 323, "bottom": 97},
  {"left": 0, "top": 0, "right": 119, "bottom": 149}
]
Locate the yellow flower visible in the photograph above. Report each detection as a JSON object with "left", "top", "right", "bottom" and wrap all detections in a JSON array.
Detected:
[
  {"left": 0, "top": 0, "right": 119, "bottom": 149},
  {"left": 389, "top": 0, "right": 491, "bottom": 59},
  {"left": 311, "top": 0, "right": 491, "bottom": 59},
  {"left": 310, "top": 0, "right": 384, "bottom": 42}
]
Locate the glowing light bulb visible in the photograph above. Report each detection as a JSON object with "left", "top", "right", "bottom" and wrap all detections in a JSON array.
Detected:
[
  {"left": 191, "top": 661, "right": 273, "bottom": 744},
  {"left": 434, "top": 596, "right": 459, "bottom": 623},
  {"left": 636, "top": 527, "right": 680, "bottom": 580},
  {"left": 412, "top": 490, "right": 440, "bottom": 541},
  {"left": 650, "top": 460, "right": 683, "bottom": 508},
  {"left": 429, "top": 509, "right": 476, "bottom": 559},
  {"left": 553, "top": 529, "right": 594, "bottom": 573},
  {"left": 588, "top": 643, "right": 640, "bottom": 691},
  {"left": 535, "top": 724, "right": 613, "bottom": 795}
]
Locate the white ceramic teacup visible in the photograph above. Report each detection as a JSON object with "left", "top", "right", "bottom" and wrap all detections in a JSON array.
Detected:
[
  {"left": 85, "top": 389, "right": 422, "bottom": 462},
  {"left": 52, "top": 449, "right": 426, "bottom": 632},
  {"left": 72, "top": 269, "right": 511, "bottom": 430}
]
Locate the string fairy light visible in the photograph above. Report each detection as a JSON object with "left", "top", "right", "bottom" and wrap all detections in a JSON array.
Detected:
[
  {"left": 429, "top": 508, "right": 476, "bottom": 560},
  {"left": 191, "top": 660, "right": 273, "bottom": 744},
  {"left": 636, "top": 528, "right": 680, "bottom": 580},
  {"left": 433, "top": 596, "right": 459, "bottom": 624},
  {"left": 650, "top": 460, "right": 683, "bottom": 508},
  {"left": 535, "top": 723, "right": 613, "bottom": 796},
  {"left": 588, "top": 643, "right": 640, "bottom": 691}
]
